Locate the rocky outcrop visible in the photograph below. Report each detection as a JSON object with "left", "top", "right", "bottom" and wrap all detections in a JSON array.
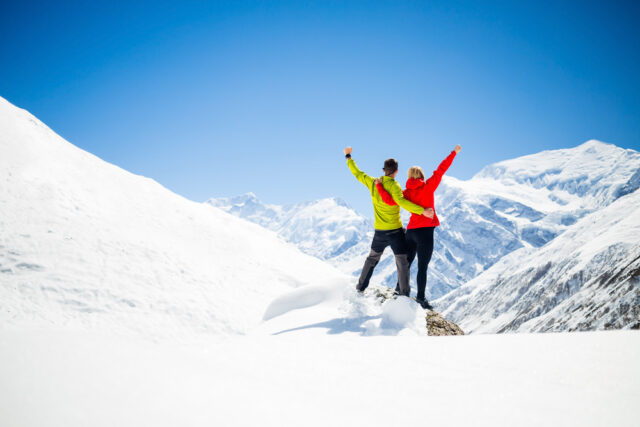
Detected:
[
  {"left": 426, "top": 311, "right": 465, "bottom": 336},
  {"left": 369, "top": 285, "right": 464, "bottom": 336}
]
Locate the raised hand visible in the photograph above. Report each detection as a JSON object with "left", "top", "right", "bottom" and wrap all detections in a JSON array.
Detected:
[
  {"left": 344, "top": 147, "right": 353, "bottom": 155},
  {"left": 454, "top": 145, "right": 461, "bottom": 154},
  {"left": 423, "top": 207, "right": 434, "bottom": 218}
]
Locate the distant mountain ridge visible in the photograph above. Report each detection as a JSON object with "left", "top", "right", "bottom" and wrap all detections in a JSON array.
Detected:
[
  {"left": 209, "top": 140, "right": 640, "bottom": 302},
  {"left": 208, "top": 194, "right": 372, "bottom": 260}
]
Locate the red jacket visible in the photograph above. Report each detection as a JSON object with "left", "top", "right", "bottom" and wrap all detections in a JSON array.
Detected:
[{"left": 376, "top": 150, "right": 456, "bottom": 229}]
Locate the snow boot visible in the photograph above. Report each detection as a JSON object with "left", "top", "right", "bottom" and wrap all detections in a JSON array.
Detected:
[{"left": 415, "top": 297, "right": 433, "bottom": 310}]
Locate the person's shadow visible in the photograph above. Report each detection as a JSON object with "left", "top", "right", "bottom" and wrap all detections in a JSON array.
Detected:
[{"left": 272, "top": 315, "right": 382, "bottom": 336}]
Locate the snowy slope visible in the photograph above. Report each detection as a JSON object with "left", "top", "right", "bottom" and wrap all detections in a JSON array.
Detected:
[
  {"left": 0, "top": 96, "right": 347, "bottom": 337},
  {"left": 436, "top": 188, "right": 640, "bottom": 333},
  {"left": 210, "top": 141, "right": 640, "bottom": 300}
]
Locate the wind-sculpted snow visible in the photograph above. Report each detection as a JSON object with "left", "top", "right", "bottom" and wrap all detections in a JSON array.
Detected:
[
  {"left": 0, "top": 97, "right": 347, "bottom": 338},
  {"left": 436, "top": 189, "right": 640, "bottom": 333},
  {"left": 258, "top": 282, "right": 428, "bottom": 336},
  {"left": 262, "top": 279, "right": 345, "bottom": 321},
  {"left": 211, "top": 140, "right": 640, "bottom": 301}
]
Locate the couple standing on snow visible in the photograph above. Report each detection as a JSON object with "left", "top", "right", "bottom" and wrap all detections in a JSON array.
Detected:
[{"left": 344, "top": 145, "right": 461, "bottom": 309}]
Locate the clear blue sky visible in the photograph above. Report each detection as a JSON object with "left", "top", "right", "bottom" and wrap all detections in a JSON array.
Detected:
[{"left": 1, "top": 0, "right": 639, "bottom": 215}]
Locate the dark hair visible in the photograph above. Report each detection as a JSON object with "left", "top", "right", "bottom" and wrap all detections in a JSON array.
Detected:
[{"left": 383, "top": 158, "right": 398, "bottom": 176}]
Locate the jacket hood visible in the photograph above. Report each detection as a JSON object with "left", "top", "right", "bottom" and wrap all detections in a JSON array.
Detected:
[{"left": 405, "top": 177, "right": 425, "bottom": 190}]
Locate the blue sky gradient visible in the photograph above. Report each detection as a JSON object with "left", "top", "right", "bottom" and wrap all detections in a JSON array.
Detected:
[{"left": 1, "top": 1, "right": 639, "bottom": 215}]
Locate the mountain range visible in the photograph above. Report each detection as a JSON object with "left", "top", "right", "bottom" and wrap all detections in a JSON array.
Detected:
[
  {"left": 209, "top": 140, "right": 640, "bottom": 308},
  {"left": 2, "top": 92, "right": 638, "bottom": 336}
]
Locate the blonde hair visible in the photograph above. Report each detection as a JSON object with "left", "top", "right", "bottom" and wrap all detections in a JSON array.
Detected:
[{"left": 408, "top": 166, "right": 425, "bottom": 180}]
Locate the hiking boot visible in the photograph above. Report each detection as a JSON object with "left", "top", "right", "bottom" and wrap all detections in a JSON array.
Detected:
[{"left": 415, "top": 297, "right": 434, "bottom": 310}]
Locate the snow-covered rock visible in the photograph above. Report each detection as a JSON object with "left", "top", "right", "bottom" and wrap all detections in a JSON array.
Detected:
[
  {"left": 364, "top": 284, "right": 465, "bottom": 336},
  {"left": 0, "top": 96, "right": 347, "bottom": 338}
]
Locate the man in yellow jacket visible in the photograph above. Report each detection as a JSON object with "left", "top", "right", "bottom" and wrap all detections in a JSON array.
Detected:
[{"left": 344, "top": 147, "right": 434, "bottom": 296}]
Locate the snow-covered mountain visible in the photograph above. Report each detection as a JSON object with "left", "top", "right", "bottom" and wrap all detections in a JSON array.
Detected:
[
  {"left": 208, "top": 194, "right": 372, "bottom": 260},
  {"left": 432, "top": 140, "right": 640, "bottom": 296},
  {"left": 206, "top": 195, "right": 388, "bottom": 282},
  {"left": 436, "top": 187, "right": 640, "bottom": 333},
  {"left": 0, "top": 96, "right": 346, "bottom": 338},
  {"left": 2, "top": 93, "right": 637, "bottom": 338},
  {"left": 210, "top": 141, "right": 640, "bottom": 300}
]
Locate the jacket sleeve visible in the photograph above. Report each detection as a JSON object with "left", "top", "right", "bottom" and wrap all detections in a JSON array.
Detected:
[
  {"left": 347, "top": 158, "right": 374, "bottom": 189},
  {"left": 388, "top": 181, "right": 424, "bottom": 215},
  {"left": 376, "top": 182, "right": 397, "bottom": 206},
  {"left": 426, "top": 150, "right": 456, "bottom": 191}
]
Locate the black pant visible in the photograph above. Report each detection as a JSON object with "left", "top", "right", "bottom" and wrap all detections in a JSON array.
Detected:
[
  {"left": 357, "top": 228, "right": 411, "bottom": 295},
  {"left": 406, "top": 227, "right": 434, "bottom": 300}
]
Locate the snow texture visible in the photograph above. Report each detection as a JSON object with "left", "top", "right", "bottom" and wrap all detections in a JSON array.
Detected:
[{"left": 1, "top": 329, "right": 638, "bottom": 427}]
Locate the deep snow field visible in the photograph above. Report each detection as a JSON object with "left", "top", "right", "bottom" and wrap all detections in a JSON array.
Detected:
[
  {"left": 1, "top": 96, "right": 639, "bottom": 426},
  {"left": 1, "top": 329, "right": 638, "bottom": 427}
]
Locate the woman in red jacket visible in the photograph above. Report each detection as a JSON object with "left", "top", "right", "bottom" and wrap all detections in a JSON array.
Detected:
[{"left": 375, "top": 145, "right": 461, "bottom": 309}]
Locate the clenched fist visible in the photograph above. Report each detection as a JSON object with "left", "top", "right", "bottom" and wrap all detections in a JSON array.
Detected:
[
  {"left": 454, "top": 145, "right": 461, "bottom": 154},
  {"left": 344, "top": 147, "right": 353, "bottom": 155}
]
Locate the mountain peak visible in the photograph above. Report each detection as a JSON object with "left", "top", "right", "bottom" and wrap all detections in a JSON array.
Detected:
[
  {"left": 332, "top": 196, "right": 350, "bottom": 206},
  {"left": 317, "top": 196, "right": 352, "bottom": 209},
  {"left": 472, "top": 140, "right": 640, "bottom": 204},
  {"left": 575, "top": 139, "right": 619, "bottom": 152},
  {"left": 579, "top": 139, "right": 609, "bottom": 147},
  {"left": 236, "top": 192, "right": 259, "bottom": 203},
  {"left": 207, "top": 192, "right": 262, "bottom": 207}
]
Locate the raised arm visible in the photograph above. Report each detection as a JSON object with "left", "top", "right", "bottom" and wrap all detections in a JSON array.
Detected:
[
  {"left": 425, "top": 145, "right": 460, "bottom": 191},
  {"left": 344, "top": 147, "right": 374, "bottom": 189}
]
